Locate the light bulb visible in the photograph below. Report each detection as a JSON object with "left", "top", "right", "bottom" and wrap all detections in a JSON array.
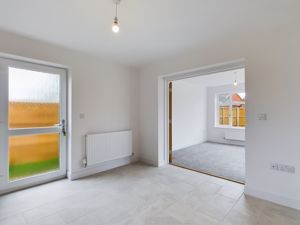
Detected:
[
  {"left": 112, "top": 18, "right": 119, "bottom": 33},
  {"left": 112, "top": 24, "right": 119, "bottom": 33}
]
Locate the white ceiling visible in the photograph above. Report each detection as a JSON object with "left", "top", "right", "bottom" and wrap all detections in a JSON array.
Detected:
[
  {"left": 177, "top": 68, "right": 245, "bottom": 87},
  {"left": 0, "top": 0, "right": 299, "bottom": 67}
]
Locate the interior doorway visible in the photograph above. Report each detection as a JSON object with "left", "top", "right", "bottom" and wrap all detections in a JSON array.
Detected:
[
  {"left": 167, "top": 68, "right": 246, "bottom": 184},
  {"left": 0, "top": 58, "right": 67, "bottom": 194}
]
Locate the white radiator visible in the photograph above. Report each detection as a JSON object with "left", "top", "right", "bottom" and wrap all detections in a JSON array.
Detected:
[
  {"left": 225, "top": 130, "right": 245, "bottom": 141},
  {"left": 85, "top": 130, "right": 132, "bottom": 166}
]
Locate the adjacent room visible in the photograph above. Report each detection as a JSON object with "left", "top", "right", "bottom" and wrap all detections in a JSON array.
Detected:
[
  {"left": 0, "top": 1, "right": 299, "bottom": 225},
  {"left": 170, "top": 69, "right": 246, "bottom": 183}
]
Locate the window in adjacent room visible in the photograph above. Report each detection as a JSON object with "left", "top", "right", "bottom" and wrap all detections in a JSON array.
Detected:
[{"left": 216, "top": 93, "right": 246, "bottom": 128}]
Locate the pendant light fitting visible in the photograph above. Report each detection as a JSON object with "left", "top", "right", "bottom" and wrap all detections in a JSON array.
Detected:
[{"left": 112, "top": 0, "right": 121, "bottom": 33}]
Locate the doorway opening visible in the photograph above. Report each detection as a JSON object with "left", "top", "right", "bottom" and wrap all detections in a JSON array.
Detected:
[
  {"left": 0, "top": 57, "right": 68, "bottom": 194},
  {"left": 167, "top": 67, "right": 246, "bottom": 184}
]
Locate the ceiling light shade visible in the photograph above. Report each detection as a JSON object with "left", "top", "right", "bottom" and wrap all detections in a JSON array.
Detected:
[
  {"left": 112, "top": 17, "right": 120, "bottom": 33},
  {"left": 112, "top": 0, "right": 121, "bottom": 33},
  {"left": 233, "top": 71, "right": 238, "bottom": 86},
  {"left": 233, "top": 79, "right": 238, "bottom": 86}
]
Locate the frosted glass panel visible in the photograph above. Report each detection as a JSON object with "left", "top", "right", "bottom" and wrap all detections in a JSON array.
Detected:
[
  {"left": 9, "top": 67, "right": 60, "bottom": 128},
  {"left": 9, "top": 133, "right": 59, "bottom": 181}
]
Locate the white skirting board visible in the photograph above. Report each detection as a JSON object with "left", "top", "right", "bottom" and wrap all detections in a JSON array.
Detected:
[
  {"left": 244, "top": 185, "right": 300, "bottom": 210},
  {"left": 68, "top": 156, "right": 138, "bottom": 180},
  {"left": 139, "top": 156, "right": 159, "bottom": 167}
]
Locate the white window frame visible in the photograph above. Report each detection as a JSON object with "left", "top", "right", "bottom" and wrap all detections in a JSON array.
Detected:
[{"left": 215, "top": 92, "right": 245, "bottom": 129}]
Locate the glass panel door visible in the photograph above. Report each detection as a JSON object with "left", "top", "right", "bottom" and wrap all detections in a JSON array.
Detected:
[{"left": 0, "top": 58, "right": 67, "bottom": 193}]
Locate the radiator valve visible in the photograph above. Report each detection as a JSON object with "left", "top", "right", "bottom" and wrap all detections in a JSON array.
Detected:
[{"left": 82, "top": 158, "right": 87, "bottom": 168}]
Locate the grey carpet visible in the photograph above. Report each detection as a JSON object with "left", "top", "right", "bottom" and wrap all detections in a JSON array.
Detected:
[{"left": 172, "top": 142, "right": 245, "bottom": 183}]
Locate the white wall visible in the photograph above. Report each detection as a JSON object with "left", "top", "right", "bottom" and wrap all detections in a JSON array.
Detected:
[
  {"left": 172, "top": 80, "right": 207, "bottom": 151},
  {"left": 139, "top": 24, "right": 300, "bottom": 208},
  {"left": 207, "top": 83, "right": 245, "bottom": 146},
  {"left": 0, "top": 31, "right": 140, "bottom": 178}
]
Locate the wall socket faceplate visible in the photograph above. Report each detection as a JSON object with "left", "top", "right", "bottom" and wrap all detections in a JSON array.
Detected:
[
  {"left": 271, "top": 163, "right": 295, "bottom": 174},
  {"left": 258, "top": 113, "right": 267, "bottom": 120}
]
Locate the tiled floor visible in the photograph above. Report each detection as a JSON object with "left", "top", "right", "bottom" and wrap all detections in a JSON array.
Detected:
[{"left": 0, "top": 163, "right": 299, "bottom": 225}]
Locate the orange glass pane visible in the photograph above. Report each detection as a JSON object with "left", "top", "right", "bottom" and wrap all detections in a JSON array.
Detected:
[
  {"left": 9, "top": 102, "right": 59, "bottom": 128},
  {"left": 9, "top": 133, "right": 59, "bottom": 180}
]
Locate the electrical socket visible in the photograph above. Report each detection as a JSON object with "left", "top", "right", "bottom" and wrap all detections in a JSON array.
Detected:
[
  {"left": 270, "top": 163, "right": 295, "bottom": 174},
  {"left": 258, "top": 113, "right": 267, "bottom": 121}
]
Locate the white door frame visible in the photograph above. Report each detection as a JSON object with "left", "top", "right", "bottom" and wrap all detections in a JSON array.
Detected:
[
  {"left": 0, "top": 54, "right": 71, "bottom": 194},
  {"left": 159, "top": 59, "right": 246, "bottom": 166}
]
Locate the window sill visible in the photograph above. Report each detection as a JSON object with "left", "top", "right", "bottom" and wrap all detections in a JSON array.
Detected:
[{"left": 214, "top": 126, "right": 245, "bottom": 130}]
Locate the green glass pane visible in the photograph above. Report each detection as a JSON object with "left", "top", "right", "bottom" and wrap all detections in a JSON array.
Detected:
[{"left": 9, "top": 133, "right": 59, "bottom": 181}]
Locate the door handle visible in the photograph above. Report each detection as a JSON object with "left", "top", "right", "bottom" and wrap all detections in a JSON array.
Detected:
[{"left": 57, "top": 119, "right": 66, "bottom": 136}]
